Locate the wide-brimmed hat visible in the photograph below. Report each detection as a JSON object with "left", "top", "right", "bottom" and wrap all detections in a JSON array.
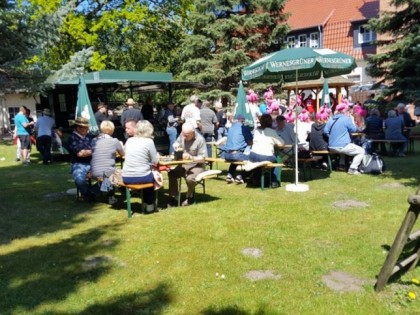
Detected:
[
  {"left": 125, "top": 98, "right": 137, "bottom": 106},
  {"left": 97, "top": 102, "right": 107, "bottom": 109},
  {"left": 43, "top": 108, "right": 51, "bottom": 116},
  {"left": 74, "top": 117, "right": 90, "bottom": 127}
]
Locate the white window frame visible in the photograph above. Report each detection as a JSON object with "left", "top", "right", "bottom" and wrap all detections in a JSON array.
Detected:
[
  {"left": 309, "top": 32, "right": 319, "bottom": 48},
  {"left": 298, "top": 34, "right": 307, "bottom": 47},
  {"left": 8, "top": 107, "right": 20, "bottom": 129},
  {"left": 287, "top": 36, "right": 295, "bottom": 48},
  {"left": 358, "top": 26, "right": 373, "bottom": 44}
]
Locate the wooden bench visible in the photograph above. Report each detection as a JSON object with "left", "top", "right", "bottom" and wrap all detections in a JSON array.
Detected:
[
  {"left": 298, "top": 155, "right": 323, "bottom": 181},
  {"left": 408, "top": 135, "right": 420, "bottom": 153},
  {"left": 311, "top": 150, "right": 338, "bottom": 172},
  {"left": 117, "top": 182, "right": 156, "bottom": 218},
  {"left": 172, "top": 170, "right": 222, "bottom": 207},
  {"left": 369, "top": 139, "right": 407, "bottom": 155},
  {"left": 205, "top": 158, "right": 285, "bottom": 191}
]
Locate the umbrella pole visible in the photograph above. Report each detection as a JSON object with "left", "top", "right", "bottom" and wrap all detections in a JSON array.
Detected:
[{"left": 286, "top": 69, "right": 309, "bottom": 192}]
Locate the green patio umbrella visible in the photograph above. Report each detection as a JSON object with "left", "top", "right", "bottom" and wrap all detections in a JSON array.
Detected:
[
  {"left": 234, "top": 81, "right": 254, "bottom": 127},
  {"left": 241, "top": 47, "right": 356, "bottom": 192},
  {"left": 76, "top": 76, "right": 99, "bottom": 135},
  {"left": 321, "top": 78, "right": 331, "bottom": 108}
]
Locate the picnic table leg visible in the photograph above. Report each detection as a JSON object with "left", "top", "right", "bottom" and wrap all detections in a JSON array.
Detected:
[{"left": 126, "top": 187, "right": 132, "bottom": 218}]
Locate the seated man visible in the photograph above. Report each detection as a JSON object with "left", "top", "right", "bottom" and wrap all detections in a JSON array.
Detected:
[
  {"left": 67, "top": 117, "right": 95, "bottom": 201},
  {"left": 220, "top": 114, "right": 253, "bottom": 184},
  {"left": 168, "top": 122, "right": 207, "bottom": 206},
  {"left": 276, "top": 115, "right": 296, "bottom": 162},
  {"left": 324, "top": 102, "right": 365, "bottom": 175}
]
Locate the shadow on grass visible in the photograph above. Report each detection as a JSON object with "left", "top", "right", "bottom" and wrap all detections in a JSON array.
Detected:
[
  {"left": 201, "top": 305, "right": 275, "bottom": 315},
  {"left": 0, "top": 225, "right": 130, "bottom": 314},
  {"left": 54, "top": 283, "right": 173, "bottom": 315}
]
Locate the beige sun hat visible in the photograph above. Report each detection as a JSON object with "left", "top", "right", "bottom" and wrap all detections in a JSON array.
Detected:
[
  {"left": 125, "top": 98, "right": 137, "bottom": 106},
  {"left": 74, "top": 117, "right": 90, "bottom": 127}
]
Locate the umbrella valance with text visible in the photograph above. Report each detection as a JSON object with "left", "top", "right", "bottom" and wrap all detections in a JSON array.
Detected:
[{"left": 242, "top": 47, "right": 357, "bottom": 83}]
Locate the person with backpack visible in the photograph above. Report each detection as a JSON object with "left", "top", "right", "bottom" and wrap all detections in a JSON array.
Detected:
[{"left": 324, "top": 102, "right": 365, "bottom": 175}]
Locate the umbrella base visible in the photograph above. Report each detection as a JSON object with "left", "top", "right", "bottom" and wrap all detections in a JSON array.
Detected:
[{"left": 285, "top": 183, "right": 309, "bottom": 192}]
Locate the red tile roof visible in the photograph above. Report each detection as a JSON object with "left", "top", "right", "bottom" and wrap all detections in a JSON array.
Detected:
[
  {"left": 283, "top": 0, "right": 379, "bottom": 60},
  {"left": 284, "top": 0, "right": 379, "bottom": 29}
]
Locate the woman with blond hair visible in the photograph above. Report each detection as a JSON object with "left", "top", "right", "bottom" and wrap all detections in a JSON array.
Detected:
[
  {"left": 122, "top": 120, "right": 159, "bottom": 213},
  {"left": 91, "top": 120, "right": 125, "bottom": 204}
]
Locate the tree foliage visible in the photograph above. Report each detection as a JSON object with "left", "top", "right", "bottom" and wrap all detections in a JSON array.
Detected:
[
  {"left": 177, "top": 0, "right": 288, "bottom": 101},
  {"left": 34, "top": 0, "right": 193, "bottom": 75},
  {"left": 367, "top": 0, "right": 420, "bottom": 99},
  {"left": 0, "top": 0, "right": 71, "bottom": 91}
]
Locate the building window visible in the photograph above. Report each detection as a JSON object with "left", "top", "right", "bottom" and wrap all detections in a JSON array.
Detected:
[
  {"left": 358, "top": 26, "right": 373, "bottom": 44},
  {"left": 8, "top": 107, "right": 20, "bottom": 129},
  {"left": 298, "top": 34, "right": 307, "bottom": 47},
  {"left": 309, "top": 33, "right": 319, "bottom": 48},
  {"left": 286, "top": 36, "right": 295, "bottom": 48}
]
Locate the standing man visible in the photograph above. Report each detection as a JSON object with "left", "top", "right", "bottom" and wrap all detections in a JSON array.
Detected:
[
  {"left": 120, "top": 98, "right": 143, "bottom": 127},
  {"left": 120, "top": 98, "right": 143, "bottom": 138},
  {"left": 14, "top": 106, "right": 34, "bottom": 166},
  {"left": 94, "top": 102, "right": 109, "bottom": 126},
  {"left": 324, "top": 102, "right": 365, "bottom": 175},
  {"left": 181, "top": 95, "right": 201, "bottom": 130},
  {"left": 67, "top": 117, "right": 95, "bottom": 201},
  {"left": 199, "top": 100, "right": 218, "bottom": 157},
  {"left": 168, "top": 122, "right": 207, "bottom": 206},
  {"left": 214, "top": 101, "right": 227, "bottom": 141},
  {"left": 35, "top": 108, "right": 56, "bottom": 165}
]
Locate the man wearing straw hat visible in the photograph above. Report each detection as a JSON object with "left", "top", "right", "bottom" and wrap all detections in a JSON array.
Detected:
[
  {"left": 67, "top": 117, "right": 95, "bottom": 201},
  {"left": 35, "top": 108, "right": 56, "bottom": 165}
]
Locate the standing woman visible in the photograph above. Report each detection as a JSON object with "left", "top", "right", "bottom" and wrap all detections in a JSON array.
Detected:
[{"left": 122, "top": 120, "right": 159, "bottom": 213}]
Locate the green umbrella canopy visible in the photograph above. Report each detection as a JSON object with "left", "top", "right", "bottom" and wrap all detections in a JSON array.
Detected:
[
  {"left": 242, "top": 47, "right": 357, "bottom": 83},
  {"left": 76, "top": 77, "right": 99, "bottom": 135},
  {"left": 234, "top": 81, "right": 254, "bottom": 127}
]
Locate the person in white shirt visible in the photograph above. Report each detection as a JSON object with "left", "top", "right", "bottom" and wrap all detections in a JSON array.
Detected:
[
  {"left": 249, "top": 114, "right": 285, "bottom": 187},
  {"left": 181, "top": 95, "right": 201, "bottom": 129},
  {"left": 35, "top": 108, "right": 56, "bottom": 165}
]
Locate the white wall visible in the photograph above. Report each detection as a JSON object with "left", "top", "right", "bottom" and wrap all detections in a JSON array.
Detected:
[{"left": 0, "top": 93, "right": 37, "bottom": 133}]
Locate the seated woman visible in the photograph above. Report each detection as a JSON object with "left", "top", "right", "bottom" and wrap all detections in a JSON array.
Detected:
[
  {"left": 309, "top": 106, "right": 330, "bottom": 168},
  {"left": 249, "top": 114, "right": 285, "bottom": 188},
  {"left": 384, "top": 109, "right": 408, "bottom": 157},
  {"left": 363, "top": 108, "right": 386, "bottom": 154},
  {"left": 122, "top": 120, "right": 159, "bottom": 213},
  {"left": 91, "top": 121, "right": 125, "bottom": 205}
]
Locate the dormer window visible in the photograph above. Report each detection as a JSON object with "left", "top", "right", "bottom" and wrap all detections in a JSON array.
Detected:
[
  {"left": 309, "top": 33, "right": 319, "bottom": 48},
  {"left": 298, "top": 34, "right": 307, "bottom": 47},
  {"left": 359, "top": 26, "right": 373, "bottom": 44}
]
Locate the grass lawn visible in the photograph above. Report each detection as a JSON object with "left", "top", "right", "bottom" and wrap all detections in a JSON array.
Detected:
[{"left": 0, "top": 138, "right": 419, "bottom": 315}]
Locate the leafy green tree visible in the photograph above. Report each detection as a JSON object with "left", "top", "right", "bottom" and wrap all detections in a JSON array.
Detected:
[
  {"left": 0, "top": 0, "right": 70, "bottom": 91},
  {"left": 177, "top": 0, "right": 288, "bottom": 101},
  {"left": 33, "top": 0, "right": 193, "bottom": 75},
  {"left": 367, "top": 0, "right": 420, "bottom": 99}
]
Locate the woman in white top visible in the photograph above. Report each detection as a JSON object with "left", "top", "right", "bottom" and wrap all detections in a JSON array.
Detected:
[
  {"left": 249, "top": 114, "right": 285, "bottom": 187},
  {"left": 122, "top": 120, "right": 159, "bottom": 213}
]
